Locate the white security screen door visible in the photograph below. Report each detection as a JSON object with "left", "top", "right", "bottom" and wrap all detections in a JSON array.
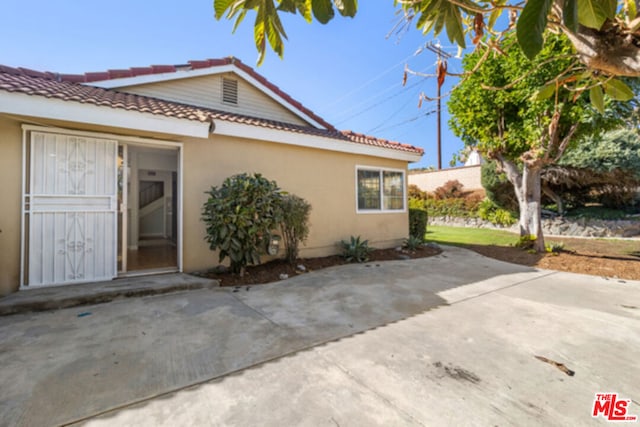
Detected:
[{"left": 27, "top": 132, "right": 118, "bottom": 286}]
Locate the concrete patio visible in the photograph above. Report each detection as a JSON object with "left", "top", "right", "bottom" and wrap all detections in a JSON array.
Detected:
[{"left": 0, "top": 246, "right": 638, "bottom": 426}]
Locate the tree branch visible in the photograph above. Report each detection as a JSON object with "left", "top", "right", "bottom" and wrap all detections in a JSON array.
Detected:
[{"left": 560, "top": 21, "right": 640, "bottom": 76}]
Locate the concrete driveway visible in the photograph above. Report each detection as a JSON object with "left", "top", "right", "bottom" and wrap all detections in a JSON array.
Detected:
[{"left": 1, "top": 246, "right": 639, "bottom": 426}]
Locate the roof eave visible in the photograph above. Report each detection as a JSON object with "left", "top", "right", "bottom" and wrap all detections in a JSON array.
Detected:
[
  {"left": 212, "top": 120, "right": 423, "bottom": 163},
  {"left": 0, "top": 91, "right": 210, "bottom": 139}
]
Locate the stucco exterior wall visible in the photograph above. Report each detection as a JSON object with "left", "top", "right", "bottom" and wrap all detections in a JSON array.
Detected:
[
  {"left": 409, "top": 165, "right": 482, "bottom": 192},
  {"left": 182, "top": 134, "right": 409, "bottom": 272},
  {"left": 0, "top": 119, "right": 410, "bottom": 293},
  {"left": 0, "top": 117, "right": 23, "bottom": 296}
]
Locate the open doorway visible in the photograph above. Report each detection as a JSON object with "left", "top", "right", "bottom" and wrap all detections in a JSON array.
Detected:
[{"left": 118, "top": 143, "right": 180, "bottom": 274}]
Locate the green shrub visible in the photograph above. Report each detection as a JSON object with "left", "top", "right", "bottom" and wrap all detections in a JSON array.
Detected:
[
  {"left": 477, "top": 198, "right": 517, "bottom": 226},
  {"left": 340, "top": 236, "right": 373, "bottom": 263},
  {"left": 202, "top": 173, "right": 283, "bottom": 275},
  {"left": 545, "top": 241, "right": 565, "bottom": 253},
  {"left": 408, "top": 197, "right": 427, "bottom": 210},
  {"left": 481, "top": 160, "right": 519, "bottom": 212},
  {"left": 515, "top": 235, "right": 537, "bottom": 250},
  {"left": 409, "top": 208, "right": 428, "bottom": 241},
  {"left": 403, "top": 235, "right": 424, "bottom": 251},
  {"left": 425, "top": 197, "right": 469, "bottom": 217},
  {"left": 280, "top": 194, "right": 312, "bottom": 265},
  {"left": 491, "top": 208, "right": 517, "bottom": 226},
  {"left": 566, "top": 206, "right": 629, "bottom": 220}
]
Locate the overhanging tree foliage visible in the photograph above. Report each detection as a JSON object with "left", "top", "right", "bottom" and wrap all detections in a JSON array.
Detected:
[
  {"left": 213, "top": 0, "right": 640, "bottom": 95},
  {"left": 448, "top": 32, "right": 622, "bottom": 251}
]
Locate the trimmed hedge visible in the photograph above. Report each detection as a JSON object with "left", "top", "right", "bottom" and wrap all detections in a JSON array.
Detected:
[{"left": 409, "top": 208, "right": 428, "bottom": 242}]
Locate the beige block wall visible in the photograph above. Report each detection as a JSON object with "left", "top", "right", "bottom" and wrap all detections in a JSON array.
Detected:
[
  {"left": 182, "top": 134, "right": 409, "bottom": 272},
  {"left": 0, "top": 117, "right": 23, "bottom": 296},
  {"left": 409, "top": 165, "right": 482, "bottom": 193}
]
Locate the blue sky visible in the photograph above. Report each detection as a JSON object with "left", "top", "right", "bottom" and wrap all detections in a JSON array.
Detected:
[{"left": 2, "top": 1, "right": 466, "bottom": 169}]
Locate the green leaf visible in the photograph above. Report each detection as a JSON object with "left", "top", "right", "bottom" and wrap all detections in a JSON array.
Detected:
[
  {"left": 433, "top": 8, "right": 447, "bottom": 37},
  {"left": 627, "top": 0, "right": 637, "bottom": 20},
  {"left": 334, "top": 0, "right": 357, "bottom": 17},
  {"left": 533, "top": 83, "right": 556, "bottom": 100},
  {"left": 232, "top": 10, "right": 248, "bottom": 33},
  {"left": 414, "top": 0, "right": 440, "bottom": 33},
  {"left": 254, "top": 5, "right": 267, "bottom": 65},
  {"left": 603, "top": 0, "right": 617, "bottom": 19},
  {"left": 214, "top": 0, "right": 235, "bottom": 19},
  {"left": 277, "top": 0, "right": 297, "bottom": 13},
  {"left": 604, "top": 79, "right": 635, "bottom": 101},
  {"left": 577, "top": 0, "right": 609, "bottom": 29},
  {"left": 311, "top": 0, "right": 335, "bottom": 23},
  {"left": 516, "top": 0, "right": 552, "bottom": 60},
  {"left": 590, "top": 85, "right": 605, "bottom": 113},
  {"left": 487, "top": 8, "right": 502, "bottom": 30},
  {"left": 297, "top": 0, "right": 313, "bottom": 22},
  {"left": 562, "top": 0, "right": 578, "bottom": 32},
  {"left": 416, "top": 0, "right": 441, "bottom": 32},
  {"left": 445, "top": 3, "right": 466, "bottom": 48}
]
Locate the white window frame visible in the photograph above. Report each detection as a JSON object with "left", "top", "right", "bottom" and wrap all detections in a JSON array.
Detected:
[{"left": 355, "top": 165, "right": 407, "bottom": 214}]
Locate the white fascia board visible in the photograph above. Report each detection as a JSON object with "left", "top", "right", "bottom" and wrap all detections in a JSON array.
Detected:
[
  {"left": 213, "top": 120, "right": 423, "bottom": 163},
  {"left": 91, "top": 64, "right": 328, "bottom": 130},
  {"left": 92, "top": 65, "right": 237, "bottom": 88},
  {"left": 0, "top": 92, "right": 210, "bottom": 139}
]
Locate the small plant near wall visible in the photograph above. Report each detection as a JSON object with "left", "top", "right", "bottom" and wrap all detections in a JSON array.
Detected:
[
  {"left": 340, "top": 236, "right": 373, "bottom": 263},
  {"left": 280, "top": 194, "right": 311, "bottom": 265},
  {"left": 403, "top": 235, "right": 424, "bottom": 252},
  {"left": 202, "top": 173, "right": 283, "bottom": 276}
]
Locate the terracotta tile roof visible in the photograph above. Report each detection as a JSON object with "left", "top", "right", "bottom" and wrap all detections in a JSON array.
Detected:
[
  {"left": 207, "top": 110, "right": 423, "bottom": 154},
  {"left": 0, "top": 65, "right": 211, "bottom": 122},
  {"left": 0, "top": 65, "right": 423, "bottom": 156},
  {"left": 27, "top": 57, "right": 335, "bottom": 131}
]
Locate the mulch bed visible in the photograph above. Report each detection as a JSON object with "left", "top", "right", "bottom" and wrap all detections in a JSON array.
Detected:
[
  {"left": 462, "top": 243, "right": 640, "bottom": 280},
  {"left": 202, "top": 246, "right": 442, "bottom": 287}
]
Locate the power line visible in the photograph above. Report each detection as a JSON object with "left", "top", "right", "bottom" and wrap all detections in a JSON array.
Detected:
[
  {"left": 333, "top": 67, "right": 433, "bottom": 126},
  {"left": 365, "top": 78, "right": 432, "bottom": 134},
  {"left": 319, "top": 52, "right": 418, "bottom": 112},
  {"left": 325, "top": 58, "right": 435, "bottom": 120},
  {"left": 373, "top": 109, "right": 436, "bottom": 133}
]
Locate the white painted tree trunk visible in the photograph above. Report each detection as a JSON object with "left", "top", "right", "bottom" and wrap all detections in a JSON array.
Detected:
[{"left": 500, "top": 158, "right": 546, "bottom": 252}]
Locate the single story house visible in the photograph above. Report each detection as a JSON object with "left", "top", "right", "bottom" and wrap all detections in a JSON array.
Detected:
[{"left": 0, "top": 57, "right": 423, "bottom": 295}]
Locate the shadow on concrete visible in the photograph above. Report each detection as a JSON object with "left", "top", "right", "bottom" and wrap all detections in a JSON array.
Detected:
[{"left": 0, "top": 247, "right": 543, "bottom": 426}]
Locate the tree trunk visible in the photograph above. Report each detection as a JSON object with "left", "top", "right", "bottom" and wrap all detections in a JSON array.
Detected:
[
  {"left": 499, "top": 157, "right": 546, "bottom": 252},
  {"left": 542, "top": 184, "right": 564, "bottom": 215},
  {"left": 563, "top": 23, "right": 640, "bottom": 77}
]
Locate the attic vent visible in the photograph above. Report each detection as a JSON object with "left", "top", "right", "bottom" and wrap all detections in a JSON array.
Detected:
[{"left": 222, "top": 77, "right": 238, "bottom": 105}]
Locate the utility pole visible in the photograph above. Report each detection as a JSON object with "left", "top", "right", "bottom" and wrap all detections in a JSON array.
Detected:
[{"left": 425, "top": 42, "right": 451, "bottom": 170}]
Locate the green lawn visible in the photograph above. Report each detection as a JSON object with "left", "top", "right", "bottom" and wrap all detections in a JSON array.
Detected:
[
  {"left": 425, "top": 225, "right": 519, "bottom": 247},
  {"left": 425, "top": 225, "right": 638, "bottom": 258}
]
